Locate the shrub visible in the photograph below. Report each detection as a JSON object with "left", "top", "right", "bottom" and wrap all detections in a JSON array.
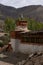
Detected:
[{"left": 0, "top": 41, "right": 4, "bottom": 47}]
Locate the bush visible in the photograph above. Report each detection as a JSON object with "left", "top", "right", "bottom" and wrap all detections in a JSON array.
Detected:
[
  {"left": 0, "top": 41, "right": 4, "bottom": 47},
  {"left": 1, "top": 34, "right": 10, "bottom": 45}
]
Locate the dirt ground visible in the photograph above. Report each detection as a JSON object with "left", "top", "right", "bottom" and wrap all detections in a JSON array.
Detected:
[
  {"left": 0, "top": 52, "right": 28, "bottom": 65},
  {"left": 0, "top": 52, "right": 43, "bottom": 65},
  {"left": 25, "top": 54, "right": 43, "bottom": 65},
  {"left": 0, "top": 61, "right": 13, "bottom": 65}
]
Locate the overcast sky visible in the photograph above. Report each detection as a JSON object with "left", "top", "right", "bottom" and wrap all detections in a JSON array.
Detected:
[{"left": 0, "top": 0, "right": 43, "bottom": 8}]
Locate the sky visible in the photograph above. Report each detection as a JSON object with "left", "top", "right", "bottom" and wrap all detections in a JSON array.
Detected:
[{"left": 0, "top": 0, "right": 43, "bottom": 8}]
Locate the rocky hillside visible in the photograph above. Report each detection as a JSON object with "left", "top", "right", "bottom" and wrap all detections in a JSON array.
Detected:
[
  {"left": 0, "top": 4, "right": 17, "bottom": 19},
  {"left": 0, "top": 4, "right": 43, "bottom": 22}
]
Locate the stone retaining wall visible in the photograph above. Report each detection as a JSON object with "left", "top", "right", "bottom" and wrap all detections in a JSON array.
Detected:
[{"left": 10, "top": 39, "right": 43, "bottom": 54}]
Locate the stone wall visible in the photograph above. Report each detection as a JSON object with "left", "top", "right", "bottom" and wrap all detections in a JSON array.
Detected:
[
  {"left": 19, "top": 43, "right": 43, "bottom": 54},
  {"left": 10, "top": 39, "right": 43, "bottom": 54}
]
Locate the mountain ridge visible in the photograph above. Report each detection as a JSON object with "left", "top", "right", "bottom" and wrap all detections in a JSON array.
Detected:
[{"left": 0, "top": 4, "right": 43, "bottom": 22}]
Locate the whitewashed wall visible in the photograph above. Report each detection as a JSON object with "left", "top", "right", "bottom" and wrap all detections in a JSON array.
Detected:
[
  {"left": 19, "top": 43, "right": 43, "bottom": 54},
  {"left": 9, "top": 39, "right": 43, "bottom": 54},
  {"left": 9, "top": 39, "right": 20, "bottom": 52}
]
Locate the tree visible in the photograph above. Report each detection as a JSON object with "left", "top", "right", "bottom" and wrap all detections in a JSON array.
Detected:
[
  {"left": 27, "top": 18, "right": 43, "bottom": 31},
  {"left": 4, "top": 18, "right": 16, "bottom": 33},
  {"left": 27, "top": 19, "right": 33, "bottom": 30}
]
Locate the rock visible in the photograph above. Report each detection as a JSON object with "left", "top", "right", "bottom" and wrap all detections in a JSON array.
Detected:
[
  {"left": 0, "top": 53, "right": 8, "bottom": 58},
  {"left": 29, "top": 53, "right": 34, "bottom": 58},
  {"left": 37, "top": 52, "right": 42, "bottom": 56},
  {"left": 18, "top": 61, "right": 22, "bottom": 65},
  {"left": 21, "top": 60, "right": 26, "bottom": 65}
]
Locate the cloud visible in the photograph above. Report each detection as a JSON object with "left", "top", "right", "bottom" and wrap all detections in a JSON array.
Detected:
[{"left": 0, "top": 0, "right": 43, "bottom": 8}]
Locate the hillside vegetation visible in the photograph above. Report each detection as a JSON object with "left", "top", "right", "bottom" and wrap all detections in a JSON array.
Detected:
[{"left": 27, "top": 19, "right": 43, "bottom": 31}]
